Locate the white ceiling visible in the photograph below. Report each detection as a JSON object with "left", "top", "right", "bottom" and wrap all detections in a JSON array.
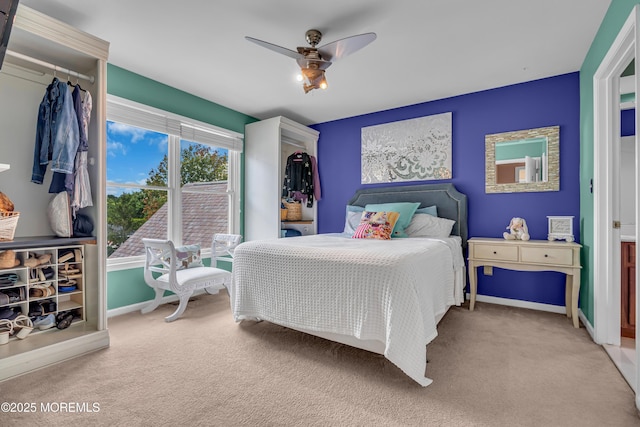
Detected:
[{"left": 19, "top": 0, "right": 611, "bottom": 126}]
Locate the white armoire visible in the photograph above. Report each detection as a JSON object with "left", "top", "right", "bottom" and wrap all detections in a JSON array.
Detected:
[
  {"left": 0, "top": 5, "right": 109, "bottom": 380},
  {"left": 244, "top": 116, "right": 319, "bottom": 241}
]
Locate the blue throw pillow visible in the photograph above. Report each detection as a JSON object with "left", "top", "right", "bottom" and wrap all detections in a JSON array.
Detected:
[
  {"left": 416, "top": 205, "right": 438, "bottom": 217},
  {"left": 364, "top": 202, "right": 420, "bottom": 238}
]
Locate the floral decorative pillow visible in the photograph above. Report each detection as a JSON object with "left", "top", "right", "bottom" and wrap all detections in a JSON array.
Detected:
[
  {"left": 164, "top": 244, "right": 203, "bottom": 269},
  {"left": 352, "top": 211, "right": 400, "bottom": 240},
  {"left": 363, "top": 202, "right": 420, "bottom": 238}
]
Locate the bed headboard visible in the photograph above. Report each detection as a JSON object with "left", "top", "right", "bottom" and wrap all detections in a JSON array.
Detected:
[{"left": 347, "top": 183, "right": 468, "bottom": 248}]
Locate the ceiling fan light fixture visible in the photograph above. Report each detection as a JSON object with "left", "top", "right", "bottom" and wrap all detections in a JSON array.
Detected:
[
  {"left": 319, "top": 76, "right": 328, "bottom": 90},
  {"left": 246, "top": 29, "right": 376, "bottom": 94},
  {"left": 300, "top": 67, "right": 327, "bottom": 93}
]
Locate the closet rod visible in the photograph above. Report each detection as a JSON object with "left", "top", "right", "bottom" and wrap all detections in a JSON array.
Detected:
[
  {"left": 281, "top": 136, "right": 306, "bottom": 149},
  {"left": 4, "top": 50, "right": 95, "bottom": 84}
]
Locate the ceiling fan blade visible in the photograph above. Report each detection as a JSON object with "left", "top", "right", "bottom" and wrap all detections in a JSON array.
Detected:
[
  {"left": 245, "top": 36, "right": 304, "bottom": 60},
  {"left": 317, "top": 32, "right": 377, "bottom": 62}
]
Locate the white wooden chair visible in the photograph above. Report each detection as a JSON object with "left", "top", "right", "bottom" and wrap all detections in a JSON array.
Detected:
[{"left": 141, "top": 234, "right": 242, "bottom": 322}]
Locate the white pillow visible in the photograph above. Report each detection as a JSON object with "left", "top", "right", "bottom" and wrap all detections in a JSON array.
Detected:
[
  {"left": 343, "top": 205, "right": 365, "bottom": 236},
  {"left": 47, "top": 192, "right": 72, "bottom": 238},
  {"left": 405, "top": 213, "right": 455, "bottom": 238}
]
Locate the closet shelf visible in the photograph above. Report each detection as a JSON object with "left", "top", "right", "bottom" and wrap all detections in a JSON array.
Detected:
[{"left": 0, "top": 235, "right": 96, "bottom": 250}]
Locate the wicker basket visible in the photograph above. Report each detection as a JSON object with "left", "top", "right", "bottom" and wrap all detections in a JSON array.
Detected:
[
  {"left": 0, "top": 212, "right": 19, "bottom": 241},
  {"left": 280, "top": 208, "right": 288, "bottom": 221},
  {"left": 284, "top": 202, "right": 302, "bottom": 221}
]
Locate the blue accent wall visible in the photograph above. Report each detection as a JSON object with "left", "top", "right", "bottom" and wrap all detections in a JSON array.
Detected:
[
  {"left": 622, "top": 108, "right": 635, "bottom": 136},
  {"left": 311, "top": 72, "right": 580, "bottom": 307}
]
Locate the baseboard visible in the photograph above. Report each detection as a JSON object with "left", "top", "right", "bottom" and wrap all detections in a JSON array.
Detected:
[
  {"left": 467, "top": 294, "right": 597, "bottom": 333},
  {"left": 579, "top": 310, "right": 594, "bottom": 338},
  {"left": 0, "top": 330, "right": 110, "bottom": 382},
  {"left": 107, "top": 289, "right": 209, "bottom": 318},
  {"left": 467, "top": 293, "right": 566, "bottom": 314}
]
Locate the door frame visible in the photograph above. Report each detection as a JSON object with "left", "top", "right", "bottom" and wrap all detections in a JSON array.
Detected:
[{"left": 592, "top": 5, "right": 640, "bottom": 409}]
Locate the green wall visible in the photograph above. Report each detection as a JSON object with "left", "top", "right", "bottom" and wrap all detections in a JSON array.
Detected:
[
  {"left": 106, "top": 64, "right": 257, "bottom": 310},
  {"left": 579, "top": 0, "right": 638, "bottom": 323},
  {"left": 107, "top": 259, "right": 230, "bottom": 310},
  {"left": 107, "top": 64, "right": 258, "bottom": 134}
]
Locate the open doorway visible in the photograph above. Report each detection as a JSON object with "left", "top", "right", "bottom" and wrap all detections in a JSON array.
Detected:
[
  {"left": 603, "top": 79, "right": 637, "bottom": 390},
  {"left": 593, "top": 6, "right": 640, "bottom": 405}
]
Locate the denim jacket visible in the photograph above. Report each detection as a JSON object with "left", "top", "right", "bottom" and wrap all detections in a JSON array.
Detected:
[{"left": 31, "top": 78, "right": 80, "bottom": 184}]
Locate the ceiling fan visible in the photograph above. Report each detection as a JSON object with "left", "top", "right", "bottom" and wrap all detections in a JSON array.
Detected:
[{"left": 245, "top": 29, "right": 376, "bottom": 93}]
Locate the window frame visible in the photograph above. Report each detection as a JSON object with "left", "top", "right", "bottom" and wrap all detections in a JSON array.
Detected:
[{"left": 106, "top": 95, "right": 243, "bottom": 271}]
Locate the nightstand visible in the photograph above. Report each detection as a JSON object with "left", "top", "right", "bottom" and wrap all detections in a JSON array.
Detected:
[{"left": 467, "top": 237, "right": 582, "bottom": 328}]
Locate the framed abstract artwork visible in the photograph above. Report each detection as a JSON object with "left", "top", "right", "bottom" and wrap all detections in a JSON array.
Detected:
[{"left": 361, "top": 112, "right": 452, "bottom": 184}]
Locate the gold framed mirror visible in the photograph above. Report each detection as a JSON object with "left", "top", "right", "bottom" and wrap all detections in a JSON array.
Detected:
[{"left": 485, "top": 125, "right": 559, "bottom": 193}]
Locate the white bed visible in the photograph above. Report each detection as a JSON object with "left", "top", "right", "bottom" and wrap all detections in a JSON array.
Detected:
[{"left": 230, "top": 183, "right": 468, "bottom": 386}]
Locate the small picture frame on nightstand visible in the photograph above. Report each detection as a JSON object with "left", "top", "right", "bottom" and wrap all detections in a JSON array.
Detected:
[{"left": 547, "top": 216, "right": 574, "bottom": 242}]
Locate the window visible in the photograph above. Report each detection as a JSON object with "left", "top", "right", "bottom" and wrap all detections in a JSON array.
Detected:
[{"left": 106, "top": 96, "right": 242, "bottom": 265}]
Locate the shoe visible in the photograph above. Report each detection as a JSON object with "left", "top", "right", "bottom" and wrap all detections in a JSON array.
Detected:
[
  {"left": 29, "top": 300, "right": 56, "bottom": 316},
  {"left": 60, "top": 263, "right": 80, "bottom": 275},
  {"left": 12, "top": 315, "right": 33, "bottom": 339},
  {"left": 0, "top": 273, "right": 18, "bottom": 287},
  {"left": 56, "top": 312, "right": 74, "bottom": 330},
  {"left": 58, "top": 250, "right": 74, "bottom": 263},
  {"left": 0, "top": 306, "right": 18, "bottom": 320},
  {"left": 4, "top": 287, "right": 25, "bottom": 303},
  {"left": 29, "top": 284, "right": 55, "bottom": 298},
  {"left": 32, "top": 313, "right": 55, "bottom": 330},
  {"left": 58, "top": 279, "right": 77, "bottom": 293},
  {"left": 24, "top": 253, "right": 51, "bottom": 268}
]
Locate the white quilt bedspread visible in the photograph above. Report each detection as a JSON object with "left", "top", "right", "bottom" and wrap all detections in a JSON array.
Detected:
[{"left": 230, "top": 233, "right": 464, "bottom": 386}]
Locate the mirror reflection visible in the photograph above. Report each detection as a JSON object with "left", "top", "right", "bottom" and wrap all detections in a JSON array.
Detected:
[
  {"left": 485, "top": 126, "right": 559, "bottom": 193},
  {"left": 495, "top": 137, "right": 548, "bottom": 184}
]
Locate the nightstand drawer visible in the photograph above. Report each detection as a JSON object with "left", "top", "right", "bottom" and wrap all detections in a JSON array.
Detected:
[
  {"left": 520, "top": 246, "right": 573, "bottom": 266},
  {"left": 473, "top": 244, "right": 519, "bottom": 262}
]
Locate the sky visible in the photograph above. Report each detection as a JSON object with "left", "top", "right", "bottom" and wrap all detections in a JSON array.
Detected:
[
  {"left": 106, "top": 120, "right": 167, "bottom": 189},
  {"left": 106, "top": 120, "right": 229, "bottom": 196}
]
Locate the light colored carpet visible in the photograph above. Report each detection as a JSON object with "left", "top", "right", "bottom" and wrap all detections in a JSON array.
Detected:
[{"left": 1, "top": 294, "right": 638, "bottom": 426}]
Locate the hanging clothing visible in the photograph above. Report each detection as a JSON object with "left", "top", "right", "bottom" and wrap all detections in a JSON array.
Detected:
[
  {"left": 71, "top": 90, "right": 93, "bottom": 214},
  {"left": 32, "top": 78, "right": 80, "bottom": 184},
  {"left": 282, "top": 151, "right": 314, "bottom": 208},
  {"left": 71, "top": 151, "right": 92, "bottom": 212},
  {"left": 310, "top": 155, "right": 321, "bottom": 202},
  {"left": 49, "top": 84, "right": 86, "bottom": 194},
  {"left": 73, "top": 85, "right": 89, "bottom": 151}
]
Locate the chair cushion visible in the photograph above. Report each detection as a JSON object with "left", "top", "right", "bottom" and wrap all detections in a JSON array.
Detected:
[{"left": 157, "top": 266, "right": 231, "bottom": 286}]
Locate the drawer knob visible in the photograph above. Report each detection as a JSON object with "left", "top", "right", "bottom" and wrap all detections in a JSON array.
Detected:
[
  {"left": 493, "top": 251, "right": 497, "bottom": 254},
  {"left": 544, "top": 254, "right": 548, "bottom": 257}
]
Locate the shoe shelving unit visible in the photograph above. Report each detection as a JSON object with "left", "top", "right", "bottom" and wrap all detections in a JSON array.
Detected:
[
  {"left": 0, "top": 244, "right": 86, "bottom": 343},
  {"left": 0, "top": 238, "right": 93, "bottom": 344}
]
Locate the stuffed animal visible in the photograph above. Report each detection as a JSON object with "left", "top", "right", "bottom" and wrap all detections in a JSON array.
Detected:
[{"left": 503, "top": 217, "right": 530, "bottom": 241}]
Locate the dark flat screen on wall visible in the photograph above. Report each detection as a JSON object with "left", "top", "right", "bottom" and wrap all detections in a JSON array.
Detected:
[{"left": 0, "top": 0, "right": 20, "bottom": 71}]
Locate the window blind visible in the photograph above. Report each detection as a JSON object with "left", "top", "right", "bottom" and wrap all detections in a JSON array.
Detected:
[{"left": 107, "top": 95, "right": 244, "bottom": 152}]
